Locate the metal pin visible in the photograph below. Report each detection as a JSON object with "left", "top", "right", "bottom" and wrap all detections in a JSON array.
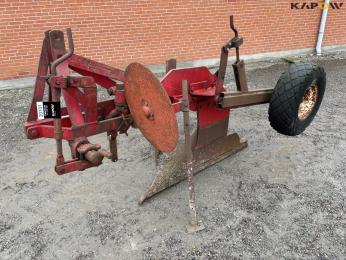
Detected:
[
  {"left": 109, "top": 132, "right": 118, "bottom": 162},
  {"left": 182, "top": 80, "right": 205, "bottom": 233}
]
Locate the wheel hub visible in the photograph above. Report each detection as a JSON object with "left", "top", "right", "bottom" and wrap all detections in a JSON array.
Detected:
[{"left": 298, "top": 83, "right": 318, "bottom": 121}]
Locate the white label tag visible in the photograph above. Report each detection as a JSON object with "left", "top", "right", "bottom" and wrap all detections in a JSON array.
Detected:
[{"left": 36, "top": 101, "right": 44, "bottom": 120}]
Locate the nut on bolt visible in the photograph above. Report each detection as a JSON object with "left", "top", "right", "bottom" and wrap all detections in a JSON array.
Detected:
[{"left": 28, "top": 128, "right": 38, "bottom": 138}]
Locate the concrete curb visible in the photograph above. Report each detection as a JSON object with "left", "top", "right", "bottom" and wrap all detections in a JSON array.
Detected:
[
  {"left": 0, "top": 77, "right": 36, "bottom": 91},
  {"left": 148, "top": 44, "right": 346, "bottom": 73},
  {"left": 1, "top": 44, "right": 346, "bottom": 91}
]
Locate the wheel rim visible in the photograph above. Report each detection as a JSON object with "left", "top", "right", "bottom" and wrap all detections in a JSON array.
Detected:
[{"left": 298, "top": 82, "right": 318, "bottom": 121}]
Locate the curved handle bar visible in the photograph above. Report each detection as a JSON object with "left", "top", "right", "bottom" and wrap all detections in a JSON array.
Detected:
[
  {"left": 230, "top": 15, "right": 238, "bottom": 38},
  {"left": 51, "top": 28, "right": 74, "bottom": 75}
]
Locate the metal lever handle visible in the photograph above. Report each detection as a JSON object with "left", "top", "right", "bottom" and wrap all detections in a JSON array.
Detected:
[
  {"left": 230, "top": 15, "right": 238, "bottom": 38},
  {"left": 51, "top": 28, "right": 74, "bottom": 75}
]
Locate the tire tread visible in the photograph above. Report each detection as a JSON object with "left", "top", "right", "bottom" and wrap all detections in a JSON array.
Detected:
[{"left": 268, "top": 62, "right": 326, "bottom": 136}]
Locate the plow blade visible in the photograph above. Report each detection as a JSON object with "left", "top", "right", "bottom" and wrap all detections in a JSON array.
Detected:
[{"left": 139, "top": 131, "right": 247, "bottom": 204}]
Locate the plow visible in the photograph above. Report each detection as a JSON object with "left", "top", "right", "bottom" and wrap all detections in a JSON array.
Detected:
[{"left": 24, "top": 16, "right": 326, "bottom": 232}]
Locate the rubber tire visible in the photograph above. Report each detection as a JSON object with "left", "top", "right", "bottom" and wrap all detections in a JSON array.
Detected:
[{"left": 268, "top": 62, "right": 326, "bottom": 136}]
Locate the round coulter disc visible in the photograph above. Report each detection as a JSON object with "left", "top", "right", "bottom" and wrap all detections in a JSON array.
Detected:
[{"left": 124, "top": 62, "right": 178, "bottom": 152}]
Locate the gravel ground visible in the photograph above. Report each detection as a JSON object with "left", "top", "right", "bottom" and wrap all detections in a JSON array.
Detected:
[{"left": 0, "top": 53, "right": 345, "bottom": 259}]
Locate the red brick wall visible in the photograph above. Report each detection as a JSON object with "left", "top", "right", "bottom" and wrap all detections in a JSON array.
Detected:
[{"left": 0, "top": 0, "right": 345, "bottom": 80}]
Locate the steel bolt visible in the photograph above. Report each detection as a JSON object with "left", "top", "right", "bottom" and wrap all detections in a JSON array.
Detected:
[{"left": 28, "top": 128, "right": 38, "bottom": 138}]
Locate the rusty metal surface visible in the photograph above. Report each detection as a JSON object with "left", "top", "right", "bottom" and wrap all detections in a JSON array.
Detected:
[
  {"left": 139, "top": 132, "right": 248, "bottom": 204},
  {"left": 182, "top": 80, "right": 205, "bottom": 233},
  {"left": 298, "top": 83, "right": 318, "bottom": 120},
  {"left": 83, "top": 148, "right": 112, "bottom": 166},
  {"left": 108, "top": 131, "right": 118, "bottom": 162},
  {"left": 218, "top": 88, "right": 273, "bottom": 108},
  {"left": 228, "top": 16, "right": 247, "bottom": 92},
  {"left": 182, "top": 81, "right": 196, "bottom": 223},
  {"left": 49, "top": 29, "right": 70, "bottom": 169},
  {"left": 215, "top": 15, "right": 245, "bottom": 95},
  {"left": 165, "top": 59, "right": 177, "bottom": 73},
  {"left": 233, "top": 60, "right": 248, "bottom": 91},
  {"left": 215, "top": 48, "right": 229, "bottom": 95},
  {"left": 124, "top": 62, "right": 178, "bottom": 153}
]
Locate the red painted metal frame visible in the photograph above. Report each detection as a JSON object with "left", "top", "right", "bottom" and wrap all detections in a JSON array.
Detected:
[
  {"left": 161, "top": 67, "right": 230, "bottom": 128},
  {"left": 24, "top": 30, "right": 130, "bottom": 175},
  {"left": 24, "top": 20, "right": 251, "bottom": 176},
  {"left": 24, "top": 38, "right": 226, "bottom": 142},
  {"left": 24, "top": 57, "right": 128, "bottom": 141}
]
